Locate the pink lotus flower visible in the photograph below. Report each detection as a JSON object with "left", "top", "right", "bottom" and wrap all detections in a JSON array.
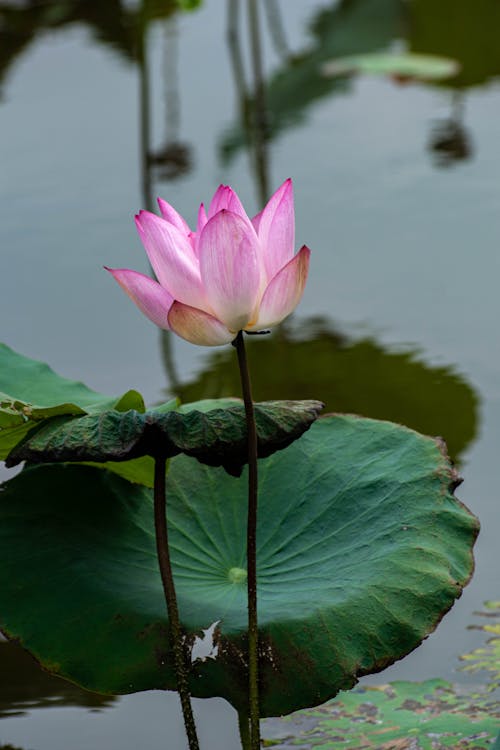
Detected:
[{"left": 106, "top": 179, "right": 310, "bottom": 346}]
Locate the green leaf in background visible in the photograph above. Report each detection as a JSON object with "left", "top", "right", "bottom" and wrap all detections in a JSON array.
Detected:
[
  {"left": 322, "top": 52, "right": 460, "bottom": 80},
  {"left": 0, "top": 343, "right": 145, "bottom": 461},
  {"left": 0, "top": 415, "right": 478, "bottom": 716},
  {"left": 6, "top": 400, "right": 323, "bottom": 477},
  {"left": 262, "top": 678, "right": 499, "bottom": 749}
]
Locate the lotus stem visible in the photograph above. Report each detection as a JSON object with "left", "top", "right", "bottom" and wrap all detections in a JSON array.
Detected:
[
  {"left": 233, "top": 330, "right": 261, "bottom": 750},
  {"left": 238, "top": 709, "right": 251, "bottom": 750},
  {"left": 153, "top": 456, "right": 200, "bottom": 750}
]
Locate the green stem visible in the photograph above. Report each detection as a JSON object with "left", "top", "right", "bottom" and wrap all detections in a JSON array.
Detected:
[
  {"left": 238, "top": 710, "right": 251, "bottom": 750},
  {"left": 233, "top": 330, "right": 260, "bottom": 750},
  {"left": 153, "top": 456, "right": 200, "bottom": 750}
]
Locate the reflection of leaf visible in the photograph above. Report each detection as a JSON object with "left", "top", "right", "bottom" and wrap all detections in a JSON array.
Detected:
[
  {"left": 263, "top": 678, "right": 499, "bottom": 749},
  {"left": 6, "top": 400, "right": 323, "bottom": 477},
  {"left": 221, "top": 0, "right": 405, "bottom": 161},
  {"left": 0, "top": 0, "right": 199, "bottom": 94},
  {"left": 409, "top": 0, "right": 500, "bottom": 89},
  {"left": 173, "top": 320, "right": 478, "bottom": 463},
  {"left": 0, "top": 416, "right": 477, "bottom": 717},
  {"left": 0, "top": 640, "right": 113, "bottom": 718},
  {"left": 322, "top": 52, "right": 459, "bottom": 80}
]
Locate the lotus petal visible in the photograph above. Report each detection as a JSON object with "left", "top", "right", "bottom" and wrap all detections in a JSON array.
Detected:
[
  {"left": 168, "top": 301, "right": 235, "bottom": 346},
  {"left": 199, "top": 210, "right": 261, "bottom": 332},
  {"left": 157, "top": 198, "right": 191, "bottom": 235},
  {"left": 105, "top": 268, "right": 173, "bottom": 330},
  {"left": 255, "top": 178, "right": 295, "bottom": 282},
  {"left": 135, "top": 211, "right": 206, "bottom": 310},
  {"left": 208, "top": 185, "right": 249, "bottom": 221},
  {"left": 250, "top": 245, "right": 310, "bottom": 330}
]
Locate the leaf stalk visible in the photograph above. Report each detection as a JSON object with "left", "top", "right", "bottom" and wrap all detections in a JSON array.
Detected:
[{"left": 153, "top": 456, "right": 200, "bottom": 750}]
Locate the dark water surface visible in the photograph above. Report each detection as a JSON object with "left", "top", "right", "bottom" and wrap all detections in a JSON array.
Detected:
[{"left": 1, "top": 1, "right": 499, "bottom": 747}]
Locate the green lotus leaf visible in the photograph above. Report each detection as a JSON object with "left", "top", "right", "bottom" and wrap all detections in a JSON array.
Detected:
[
  {"left": 0, "top": 415, "right": 477, "bottom": 716},
  {"left": 6, "top": 400, "right": 324, "bottom": 477},
  {"left": 0, "top": 343, "right": 146, "bottom": 461}
]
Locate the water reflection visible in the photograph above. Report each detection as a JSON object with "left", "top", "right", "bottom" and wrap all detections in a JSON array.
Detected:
[
  {"left": 0, "top": 0, "right": 195, "bottom": 212},
  {"left": 0, "top": 0, "right": 179, "bottom": 86},
  {"left": 221, "top": 0, "right": 405, "bottom": 163},
  {"left": 221, "top": 0, "right": 500, "bottom": 167},
  {"left": 169, "top": 318, "right": 478, "bottom": 464},
  {"left": 428, "top": 92, "right": 472, "bottom": 168},
  {"left": 0, "top": 640, "right": 114, "bottom": 718},
  {"left": 408, "top": 0, "right": 500, "bottom": 166},
  {"left": 3, "top": 0, "right": 499, "bottom": 182},
  {"left": 139, "top": 6, "right": 194, "bottom": 213}
]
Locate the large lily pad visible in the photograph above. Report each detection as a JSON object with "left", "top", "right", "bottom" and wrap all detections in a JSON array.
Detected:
[
  {"left": 0, "top": 416, "right": 478, "bottom": 717},
  {"left": 6, "top": 400, "right": 323, "bottom": 477}
]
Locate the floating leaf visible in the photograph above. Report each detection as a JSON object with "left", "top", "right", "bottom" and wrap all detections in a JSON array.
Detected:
[
  {"left": 6, "top": 401, "right": 324, "bottom": 477},
  {"left": 0, "top": 343, "right": 145, "bottom": 461},
  {"left": 263, "top": 678, "right": 499, "bottom": 748},
  {"left": 322, "top": 52, "right": 460, "bottom": 81},
  {"left": 0, "top": 415, "right": 477, "bottom": 716}
]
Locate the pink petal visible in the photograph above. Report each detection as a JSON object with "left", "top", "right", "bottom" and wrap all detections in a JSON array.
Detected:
[
  {"left": 199, "top": 210, "right": 261, "bottom": 332},
  {"left": 135, "top": 211, "right": 207, "bottom": 310},
  {"left": 105, "top": 267, "right": 173, "bottom": 330},
  {"left": 251, "top": 208, "right": 263, "bottom": 234},
  {"left": 208, "top": 185, "right": 249, "bottom": 221},
  {"left": 197, "top": 203, "right": 208, "bottom": 234},
  {"left": 168, "top": 301, "right": 235, "bottom": 346},
  {"left": 188, "top": 204, "right": 209, "bottom": 258},
  {"left": 157, "top": 198, "right": 190, "bottom": 235},
  {"left": 254, "top": 178, "right": 295, "bottom": 282},
  {"left": 249, "top": 245, "right": 310, "bottom": 330}
]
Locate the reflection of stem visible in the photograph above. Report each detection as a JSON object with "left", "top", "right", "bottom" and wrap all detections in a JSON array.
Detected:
[
  {"left": 247, "top": 0, "right": 269, "bottom": 205},
  {"left": 238, "top": 709, "right": 251, "bottom": 750},
  {"left": 138, "top": 6, "right": 153, "bottom": 212},
  {"left": 262, "top": 0, "right": 290, "bottom": 60},
  {"left": 227, "top": 0, "right": 248, "bottom": 100},
  {"left": 233, "top": 331, "right": 260, "bottom": 750},
  {"left": 452, "top": 89, "right": 465, "bottom": 123},
  {"left": 160, "top": 329, "right": 181, "bottom": 396},
  {"left": 163, "top": 15, "right": 180, "bottom": 144},
  {"left": 153, "top": 457, "right": 200, "bottom": 750}
]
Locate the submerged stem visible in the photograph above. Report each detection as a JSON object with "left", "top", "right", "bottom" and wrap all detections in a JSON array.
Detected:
[
  {"left": 153, "top": 456, "right": 200, "bottom": 750},
  {"left": 233, "top": 330, "right": 260, "bottom": 750}
]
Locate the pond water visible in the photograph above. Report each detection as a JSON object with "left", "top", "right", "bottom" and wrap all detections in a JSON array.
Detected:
[{"left": 1, "top": 0, "right": 499, "bottom": 747}]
